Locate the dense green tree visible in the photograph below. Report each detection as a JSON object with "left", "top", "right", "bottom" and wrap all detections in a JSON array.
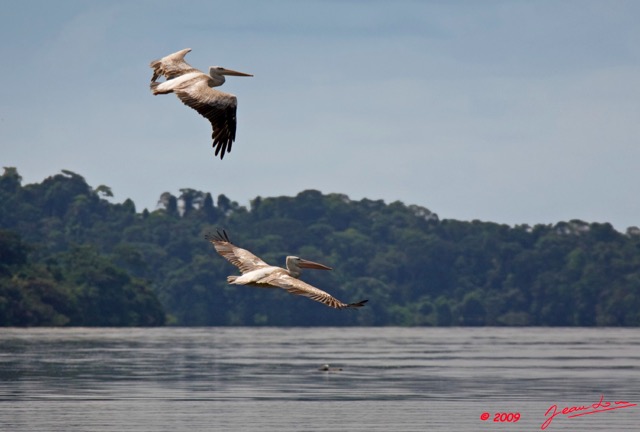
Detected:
[
  {"left": 0, "top": 230, "right": 164, "bottom": 326},
  {"left": 2, "top": 167, "right": 640, "bottom": 326},
  {"left": 0, "top": 230, "right": 28, "bottom": 276}
]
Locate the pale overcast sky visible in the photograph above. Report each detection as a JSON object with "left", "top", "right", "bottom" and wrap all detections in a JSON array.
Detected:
[{"left": 2, "top": 0, "right": 639, "bottom": 230}]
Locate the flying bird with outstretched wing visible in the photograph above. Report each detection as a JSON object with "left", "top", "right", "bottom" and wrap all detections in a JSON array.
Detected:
[
  {"left": 149, "top": 48, "right": 252, "bottom": 159},
  {"left": 205, "top": 230, "right": 368, "bottom": 310}
]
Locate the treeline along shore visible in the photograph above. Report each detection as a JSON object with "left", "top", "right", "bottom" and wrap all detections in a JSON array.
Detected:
[{"left": 1, "top": 167, "right": 639, "bottom": 326}]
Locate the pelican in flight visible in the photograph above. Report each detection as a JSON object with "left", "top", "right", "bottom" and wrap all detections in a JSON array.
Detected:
[
  {"left": 205, "top": 230, "right": 368, "bottom": 309},
  {"left": 149, "top": 48, "right": 252, "bottom": 159}
]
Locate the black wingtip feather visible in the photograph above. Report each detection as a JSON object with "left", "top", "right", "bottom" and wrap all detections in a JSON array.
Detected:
[
  {"left": 213, "top": 141, "right": 226, "bottom": 159},
  {"left": 204, "top": 229, "right": 232, "bottom": 243},
  {"left": 349, "top": 299, "right": 368, "bottom": 308},
  {"left": 212, "top": 137, "right": 230, "bottom": 160}
]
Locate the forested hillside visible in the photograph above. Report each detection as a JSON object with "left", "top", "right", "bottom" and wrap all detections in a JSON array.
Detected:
[{"left": 1, "top": 167, "right": 639, "bottom": 326}]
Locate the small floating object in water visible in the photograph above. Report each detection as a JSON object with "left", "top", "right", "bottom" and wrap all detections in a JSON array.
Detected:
[{"left": 318, "top": 364, "right": 342, "bottom": 372}]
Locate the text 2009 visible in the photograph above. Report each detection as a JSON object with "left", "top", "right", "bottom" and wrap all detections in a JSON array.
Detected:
[{"left": 494, "top": 412, "right": 521, "bottom": 422}]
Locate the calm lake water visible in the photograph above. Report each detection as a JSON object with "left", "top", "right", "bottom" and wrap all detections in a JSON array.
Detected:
[{"left": 0, "top": 327, "right": 638, "bottom": 431}]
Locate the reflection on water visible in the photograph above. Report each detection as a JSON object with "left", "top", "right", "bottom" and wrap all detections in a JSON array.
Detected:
[{"left": 1, "top": 327, "right": 639, "bottom": 431}]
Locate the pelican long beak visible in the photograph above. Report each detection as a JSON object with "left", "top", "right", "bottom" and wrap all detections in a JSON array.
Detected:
[
  {"left": 219, "top": 68, "right": 253, "bottom": 77},
  {"left": 298, "top": 259, "right": 332, "bottom": 271}
]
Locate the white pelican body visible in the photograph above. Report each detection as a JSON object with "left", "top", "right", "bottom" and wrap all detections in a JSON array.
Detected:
[
  {"left": 149, "top": 48, "right": 252, "bottom": 159},
  {"left": 232, "top": 266, "right": 283, "bottom": 285},
  {"left": 206, "top": 230, "right": 368, "bottom": 309},
  {"left": 151, "top": 72, "right": 202, "bottom": 93}
]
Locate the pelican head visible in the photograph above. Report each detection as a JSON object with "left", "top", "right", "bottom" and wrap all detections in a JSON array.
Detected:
[
  {"left": 285, "top": 256, "right": 332, "bottom": 278},
  {"left": 208, "top": 66, "right": 253, "bottom": 86}
]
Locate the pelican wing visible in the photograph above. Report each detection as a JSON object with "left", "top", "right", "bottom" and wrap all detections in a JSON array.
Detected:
[
  {"left": 174, "top": 77, "right": 238, "bottom": 159},
  {"left": 267, "top": 274, "right": 368, "bottom": 310},
  {"left": 150, "top": 48, "right": 197, "bottom": 82},
  {"left": 205, "top": 231, "right": 269, "bottom": 274}
]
